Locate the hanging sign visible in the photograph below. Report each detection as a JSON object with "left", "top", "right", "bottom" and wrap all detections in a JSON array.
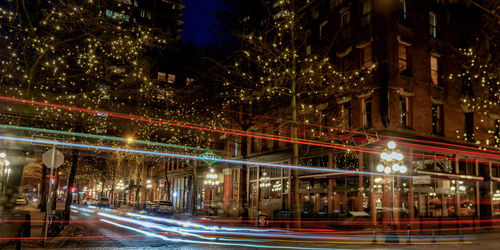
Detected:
[{"left": 199, "top": 150, "right": 221, "bottom": 165}]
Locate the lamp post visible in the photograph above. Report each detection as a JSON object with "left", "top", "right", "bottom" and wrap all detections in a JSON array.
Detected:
[
  {"left": 204, "top": 168, "right": 219, "bottom": 213},
  {"left": 376, "top": 141, "right": 407, "bottom": 228},
  {"left": 145, "top": 179, "right": 152, "bottom": 207},
  {"left": 116, "top": 180, "right": 125, "bottom": 206},
  {"left": 0, "top": 152, "right": 10, "bottom": 196}
]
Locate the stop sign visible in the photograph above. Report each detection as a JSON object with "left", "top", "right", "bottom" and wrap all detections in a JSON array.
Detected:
[{"left": 42, "top": 148, "right": 64, "bottom": 169}]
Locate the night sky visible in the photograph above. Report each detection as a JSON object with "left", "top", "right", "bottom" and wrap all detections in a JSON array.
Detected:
[{"left": 182, "top": 0, "right": 220, "bottom": 47}]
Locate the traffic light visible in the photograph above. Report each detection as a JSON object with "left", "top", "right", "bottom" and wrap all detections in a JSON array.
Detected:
[
  {"left": 50, "top": 177, "right": 56, "bottom": 185},
  {"left": 71, "top": 187, "right": 76, "bottom": 193}
]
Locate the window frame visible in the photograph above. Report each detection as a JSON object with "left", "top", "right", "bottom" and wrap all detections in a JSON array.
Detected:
[
  {"left": 400, "top": 95, "right": 411, "bottom": 128},
  {"left": 432, "top": 104, "right": 444, "bottom": 135},
  {"left": 360, "top": 0, "right": 372, "bottom": 28},
  {"left": 319, "top": 20, "right": 328, "bottom": 41},
  {"left": 362, "top": 97, "right": 373, "bottom": 129},
  {"left": 429, "top": 11, "right": 437, "bottom": 38},
  {"left": 340, "top": 10, "right": 351, "bottom": 40},
  {"left": 430, "top": 55, "right": 439, "bottom": 85},
  {"left": 398, "top": 43, "right": 409, "bottom": 72},
  {"left": 400, "top": 0, "right": 407, "bottom": 20},
  {"left": 360, "top": 45, "right": 373, "bottom": 69}
]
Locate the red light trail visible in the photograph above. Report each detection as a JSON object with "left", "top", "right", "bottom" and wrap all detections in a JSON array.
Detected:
[{"left": 2, "top": 96, "right": 500, "bottom": 162}]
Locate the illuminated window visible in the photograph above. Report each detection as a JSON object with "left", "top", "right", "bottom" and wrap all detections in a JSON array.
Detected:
[
  {"left": 360, "top": 45, "right": 372, "bottom": 68},
  {"left": 398, "top": 44, "right": 409, "bottom": 71},
  {"left": 105, "top": 9, "right": 130, "bottom": 22},
  {"left": 157, "top": 72, "right": 166, "bottom": 82},
  {"left": 167, "top": 74, "right": 176, "bottom": 83},
  {"left": 362, "top": 97, "right": 372, "bottom": 129},
  {"left": 429, "top": 12, "right": 437, "bottom": 38},
  {"left": 432, "top": 104, "right": 443, "bottom": 135},
  {"left": 360, "top": 0, "right": 372, "bottom": 28},
  {"left": 430, "top": 55, "right": 439, "bottom": 85}
]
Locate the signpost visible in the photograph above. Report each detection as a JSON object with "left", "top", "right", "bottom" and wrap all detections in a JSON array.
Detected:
[{"left": 42, "top": 146, "right": 64, "bottom": 244}]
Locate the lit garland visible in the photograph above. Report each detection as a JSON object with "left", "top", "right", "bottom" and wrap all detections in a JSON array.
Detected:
[
  {"left": 214, "top": 0, "right": 375, "bottom": 146},
  {"left": 450, "top": 48, "right": 500, "bottom": 148},
  {"left": 0, "top": 0, "right": 227, "bottom": 152}
]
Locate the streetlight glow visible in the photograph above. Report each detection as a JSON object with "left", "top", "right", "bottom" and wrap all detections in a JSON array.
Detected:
[
  {"left": 392, "top": 164, "right": 400, "bottom": 172},
  {"left": 381, "top": 153, "right": 388, "bottom": 160},
  {"left": 399, "top": 165, "right": 407, "bottom": 173},
  {"left": 376, "top": 164, "right": 385, "bottom": 172},
  {"left": 387, "top": 141, "right": 396, "bottom": 149},
  {"left": 0, "top": 152, "right": 5, "bottom": 158}
]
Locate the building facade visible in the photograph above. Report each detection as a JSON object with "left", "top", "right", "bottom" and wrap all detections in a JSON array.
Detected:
[{"left": 220, "top": 0, "right": 500, "bottom": 227}]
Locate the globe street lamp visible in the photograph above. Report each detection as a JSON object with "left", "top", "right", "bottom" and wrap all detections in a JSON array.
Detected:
[
  {"left": 204, "top": 168, "right": 219, "bottom": 213},
  {"left": 376, "top": 141, "right": 407, "bottom": 228},
  {"left": 145, "top": 179, "right": 152, "bottom": 207},
  {"left": 0, "top": 152, "right": 10, "bottom": 195},
  {"left": 116, "top": 180, "right": 125, "bottom": 206}
]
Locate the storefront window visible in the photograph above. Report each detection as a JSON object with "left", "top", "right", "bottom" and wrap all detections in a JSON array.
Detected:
[
  {"left": 250, "top": 167, "right": 257, "bottom": 180},
  {"left": 414, "top": 179, "right": 461, "bottom": 217},
  {"left": 458, "top": 181, "right": 476, "bottom": 216},
  {"left": 459, "top": 160, "right": 476, "bottom": 175},
  {"left": 493, "top": 182, "right": 500, "bottom": 216},
  {"left": 270, "top": 180, "right": 282, "bottom": 199},
  {"left": 414, "top": 151, "right": 456, "bottom": 173}
]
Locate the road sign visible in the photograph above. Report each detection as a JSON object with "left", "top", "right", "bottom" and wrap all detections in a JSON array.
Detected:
[
  {"left": 199, "top": 150, "right": 221, "bottom": 165},
  {"left": 42, "top": 148, "right": 64, "bottom": 169}
]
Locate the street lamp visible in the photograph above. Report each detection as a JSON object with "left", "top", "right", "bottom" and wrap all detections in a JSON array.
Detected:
[
  {"left": 116, "top": 180, "right": 125, "bottom": 205},
  {"left": 0, "top": 152, "right": 10, "bottom": 195},
  {"left": 204, "top": 168, "right": 219, "bottom": 213},
  {"left": 145, "top": 179, "right": 152, "bottom": 206},
  {"left": 376, "top": 141, "right": 407, "bottom": 228}
]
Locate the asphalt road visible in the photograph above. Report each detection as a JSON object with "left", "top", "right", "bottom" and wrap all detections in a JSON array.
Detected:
[{"left": 5, "top": 204, "right": 500, "bottom": 249}]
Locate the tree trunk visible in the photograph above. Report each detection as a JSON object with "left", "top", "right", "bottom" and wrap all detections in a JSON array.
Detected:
[
  {"left": 191, "top": 161, "right": 198, "bottom": 215},
  {"left": 64, "top": 148, "right": 79, "bottom": 222},
  {"left": 51, "top": 171, "right": 59, "bottom": 211},
  {"left": 240, "top": 106, "right": 250, "bottom": 222},
  {"left": 164, "top": 158, "right": 171, "bottom": 201},
  {"left": 290, "top": 2, "right": 301, "bottom": 227},
  {"left": 110, "top": 152, "right": 121, "bottom": 207},
  {"left": 39, "top": 165, "right": 47, "bottom": 212}
]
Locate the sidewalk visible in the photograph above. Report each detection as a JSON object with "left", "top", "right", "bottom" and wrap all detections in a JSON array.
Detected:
[{"left": 14, "top": 202, "right": 65, "bottom": 248}]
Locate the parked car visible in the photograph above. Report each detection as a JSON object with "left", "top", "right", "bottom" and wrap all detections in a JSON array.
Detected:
[
  {"left": 96, "top": 197, "right": 110, "bottom": 208},
  {"left": 146, "top": 200, "right": 174, "bottom": 215},
  {"left": 82, "top": 197, "right": 90, "bottom": 206},
  {"left": 15, "top": 196, "right": 28, "bottom": 206}
]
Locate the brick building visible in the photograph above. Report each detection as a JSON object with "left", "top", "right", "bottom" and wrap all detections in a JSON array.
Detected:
[{"left": 214, "top": 0, "right": 500, "bottom": 227}]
